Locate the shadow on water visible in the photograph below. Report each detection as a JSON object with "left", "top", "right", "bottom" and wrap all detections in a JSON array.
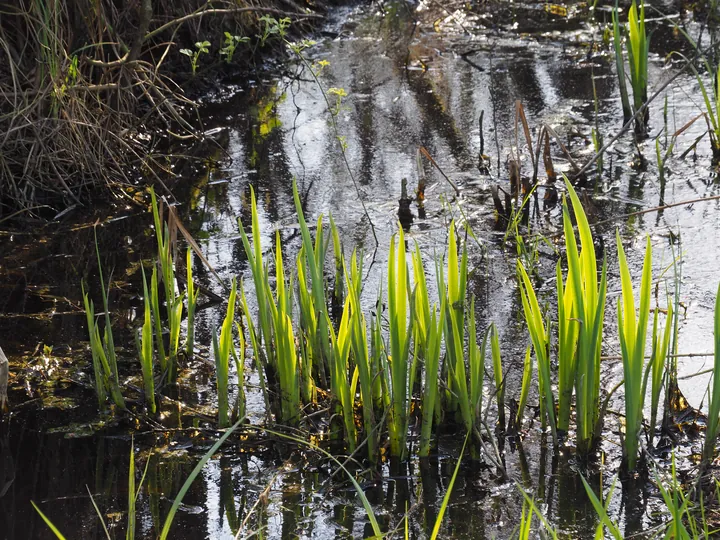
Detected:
[{"left": 3, "top": 0, "right": 720, "bottom": 538}]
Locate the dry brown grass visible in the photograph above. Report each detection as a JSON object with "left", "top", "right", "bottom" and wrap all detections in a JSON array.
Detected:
[{"left": 0, "top": 0, "right": 319, "bottom": 217}]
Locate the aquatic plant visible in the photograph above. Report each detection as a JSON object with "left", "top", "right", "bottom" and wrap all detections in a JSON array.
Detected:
[
  {"left": 291, "top": 181, "right": 333, "bottom": 390},
  {"left": 648, "top": 303, "right": 673, "bottom": 447},
  {"left": 149, "top": 267, "right": 167, "bottom": 375},
  {"left": 514, "top": 345, "right": 533, "bottom": 431},
  {"left": 386, "top": 226, "right": 412, "bottom": 459},
  {"left": 438, "top": 222, "right": 468, "bottom": 424},
  {"left": 180, "top": 41, "right": 211, "bottom": 76},
  {"left": 612, "top": 1, "right": 649, "bottom": 131},
  {"left": 269, "top": 232, "right": 301, "bottom": 427},
  {"left": 186, "top": 247, "right": 199, "bottom": 359},
  {"left": 419, "top": 300, "right": 445, "bottom": 458},
  {"left": 616, "top": 232, "right": 652, "bottom": 471},
  {"left": 328, "top": 296, "right": 356, "bottom": 449},
  {"left": 238, "top": 186, "right": 274, "bottom": 386},
  {"left": 138, "top": 268, "right": 156, "bottom": 414},
  {"left": 150, "top": 189, "right": 185, "bottom": 383},
  {"left": 490, "top": 323, "right": 504, "bottom": 430},
  {"left": 82, "top": 236, "right": 125, "bottom": 410},
  {"left": 581, "top": 475, "right": 622, "bottom": 539},
  {"left": 563, "top": 179, "right": 608, "bottom": 455},
  {"left": 517, "top": 262, "right": 557, "bottom": 445},
  {"left": 518, "top": 178, "right": 606, "bottom": 452},
  {"left": 702, "top": 282, "right": 720, "bottom": 466},
  {"left": 220, "top": 32, "right": 249, "bottom": 63},
  {"left": 346, "top": 251, "right": 379, "bottom": 462},
  {"left": 213, "top": 278, "right": 238, "bottom": 428}
]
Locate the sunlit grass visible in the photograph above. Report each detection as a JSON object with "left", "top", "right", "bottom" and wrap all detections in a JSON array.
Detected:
[
  {"left": 213, "top": 278, "right": 238, "bottom": 428},
  {"left": 616, "top": 232, "right": 652, "bottom": 471}
]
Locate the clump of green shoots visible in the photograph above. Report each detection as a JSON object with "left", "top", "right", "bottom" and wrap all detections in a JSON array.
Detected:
[
  {"left": 269, "top": 232, "right": 301, "bottom": 426},
  {"left": 616, "top": 232, "right": 652, "bottom": 471},
  {"left": 150, "top": 189, "right": 184, "bottom": 383},
  {"left": 385, "top": 226, "right": 412, "bottom": 459},
  {"left": 518, "top": 178, "right": 607, "bottom": 453},
  {"left": 82, "top": 231, "right": 125, "bottom": 410},
  {"left": 612, "top": 1, "right": 649, "bottom": 132},
  {"left": 346, "top": 251, "right": 379, "bottom": 462}
]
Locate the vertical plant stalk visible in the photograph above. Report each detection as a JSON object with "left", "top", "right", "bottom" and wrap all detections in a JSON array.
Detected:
[
  {"left": 139, "top": 268, "right": 156, "bottom": 414},
  {"left": 214, "top": 279, "right": 238, "bottom": 428},
  {"left": 515, "top": 345, "right": 534, "bottom": 430},
  {"left": 150, "top": 267, "right": 167, "bottom": 374},
  {"left": 648, "top": 303, "right": 673, "bottom": 447},
  {"left": 612, "top": 1, "right": 633, "bottom": 123},
  {"left": 556, "top": 260, "right": 579, "bottom": 433},
  {"left": 702, "top": 282, "right": 720, "bottom": 466},
  {"left": 150, "top": 188, "right": 184, "bottom": 383},
  {"left": 186, "top": 247, "right": 199, "bottom": 359},
  {"left": 93, "top": 230, "right": 125, "bottom": 408},
  {"left": 626, "top": 0, "right": 649, "bottom": 130},
  {"left": 490, "top": 323, "right": 504, "bottom": 431},
  {"left": 346, "top": 251, "right": 378, "bottom": 462}
]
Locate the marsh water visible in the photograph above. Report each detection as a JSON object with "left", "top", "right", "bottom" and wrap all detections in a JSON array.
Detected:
[{"left": 2, "top": 1, "right": 720, "bottom": 538}]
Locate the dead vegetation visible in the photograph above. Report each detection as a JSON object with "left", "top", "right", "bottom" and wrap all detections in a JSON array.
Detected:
[{"left": 0, "top": 0, "right": 320, "bottom": 218}]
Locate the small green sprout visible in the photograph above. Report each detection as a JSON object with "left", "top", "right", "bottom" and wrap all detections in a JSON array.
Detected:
[
  {"left": 220, "top": 32, "right": 249, "bottom": 63},
  {"left": 180, "top": 41, "right": 211, "bottom": 76}
]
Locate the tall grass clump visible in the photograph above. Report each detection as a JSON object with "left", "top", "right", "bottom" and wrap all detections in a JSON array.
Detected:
[
  {"left": 517, "top": 262, "right": 557, "bottom": 445},
  {"left": 269, "top": 232, "right": 301, "bottom": 427},
  {"left": 702, "top": 282, "right": 720, "bottom": 467},
  {"left": 518, "top": 178, "right": 606, "bottom": 452},
  {"left": 386, "top": 226, "right": 412, "bottom": 459},
  {"left": 438, "top": 222, "right": 469, "bottom": 424},
  {"left": 616, "top": 232, "right": 652, "bottom": 471},
  {"left": 81, "top": 233, "right": 125, "bottom": 409},
  {"left": 292, "top": 181, "right": 333, "bottom": 391},
  {"left": 238, "top": 187, "right": 274, "bottom": 394},
  {"left": 612, "top": 1, "right": 649, "bottom": 132},
  {"left": 563, "top": 178, "right": 608, "bottom": 455},
  {"left": 150, "top": 189, "right": 184, "bottom": 383}
]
